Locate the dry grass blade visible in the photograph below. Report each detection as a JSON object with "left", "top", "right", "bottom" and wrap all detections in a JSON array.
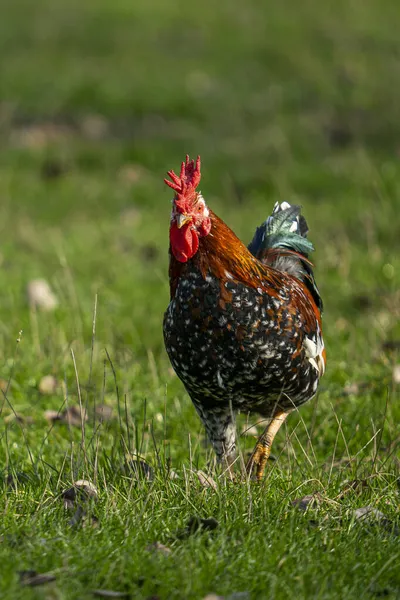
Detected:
[
  {"left": 19, "top": 570, "right": 56, "bottom": 587},
  {"left": 92, "top": 590, "right": 130, "bottom": 598}
]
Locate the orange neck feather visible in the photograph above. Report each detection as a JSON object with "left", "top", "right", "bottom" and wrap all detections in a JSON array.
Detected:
[
  {"left": 169, "top": 211, "right": 278, "bottom": 294},
  {"left": 168, "top": 210, "right": 322, "bottom": 327}
]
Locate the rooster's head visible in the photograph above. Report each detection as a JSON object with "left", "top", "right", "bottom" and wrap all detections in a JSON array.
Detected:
[{"left": 165, "top": 155, "right": 211, "bottom": 262}]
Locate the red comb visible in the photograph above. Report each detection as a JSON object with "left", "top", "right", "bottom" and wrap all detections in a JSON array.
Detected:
[{"left": 164, "top": 155, "right": 201, "bottom": 198}]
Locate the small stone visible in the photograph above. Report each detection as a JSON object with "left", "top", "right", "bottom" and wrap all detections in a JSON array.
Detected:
[
  {"left": 74, "top": 480, "right": 98, "bottom": 498},
  {"left": 353, "top": 506, "right": 399, "bottom": 535},
  {"left": 38, "top": 375, "right": 58, "bottom": 395},
  {"left": 146, "top": 542, "right": 172, "bottom": 556},
  {"left": 27, "top": 279, "right": 58, "bottom": 311},
  {"left": 44, "top": 409, "right": 60, "bottom": 422},
  {"left": 45, "top": 405, "right": 87, "bottom": 427},
  {"left": 392, "top": 365, "right": 400, "bottom": 384},
  {"left": 62, "top": 480, "right": 98, "bottom": 508},
  {"left": 354, "top": 506, "right": 387, "bottom": 522},
  {"left": 292, "top": 494, "right": 321, "bottom": 512},
  {"left": 196, "top": 470, "right": 218, "bottom": 490},
  {"left": 92, "top": 590, "right": 130, "bottom": 598}
]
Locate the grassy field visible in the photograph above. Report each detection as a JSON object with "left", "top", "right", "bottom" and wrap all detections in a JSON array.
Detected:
[{"left": 0, "top": 0, "right": 399, "bottom": 598}]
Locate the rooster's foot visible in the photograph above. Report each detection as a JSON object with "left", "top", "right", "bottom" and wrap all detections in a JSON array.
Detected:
[
  {"left": 245, "top": 412, "right": 289, "bottom": 481},
  {"left": 246, "top": 443, "right": 270, "bottom": 481}
]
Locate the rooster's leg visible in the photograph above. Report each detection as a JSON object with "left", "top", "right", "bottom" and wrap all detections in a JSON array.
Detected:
[
  {"left": 246, "top": 412, "right": 288, "bottom": 480},
  {"left": 196, "top": 405, "right": 237, "bottom": 478}
]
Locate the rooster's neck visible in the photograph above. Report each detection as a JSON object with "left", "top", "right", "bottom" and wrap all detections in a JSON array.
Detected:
[{"left": 169, "top": 211, "right": 274, "bottom": 298}]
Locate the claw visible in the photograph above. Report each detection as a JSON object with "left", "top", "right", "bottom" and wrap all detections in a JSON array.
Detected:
[
  {"left": 246, "top": 442, "right": 271, "bottom": 481},
  {"left": 245, "top": 412, "right": 289, "bottom": 481}
]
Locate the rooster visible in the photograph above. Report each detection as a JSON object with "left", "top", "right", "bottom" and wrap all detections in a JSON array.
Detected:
[{"left": 163, "top": 155, "right": 325, "bottom": 479}]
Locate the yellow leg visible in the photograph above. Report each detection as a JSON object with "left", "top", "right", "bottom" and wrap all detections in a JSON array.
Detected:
[{"left": 246, "top": 412, "right": 289, "bottom": 480}]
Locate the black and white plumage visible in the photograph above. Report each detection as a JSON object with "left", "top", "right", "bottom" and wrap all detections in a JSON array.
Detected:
[{"left": 164, "top": 156, "right": 325, "bottom": 478}]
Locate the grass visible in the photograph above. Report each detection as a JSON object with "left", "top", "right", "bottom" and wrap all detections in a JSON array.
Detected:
[{"left": 0, "top": 0, "right": 399, "bottom": 598}]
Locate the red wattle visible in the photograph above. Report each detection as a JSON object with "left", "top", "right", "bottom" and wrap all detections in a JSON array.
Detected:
[{"left": 170, "top": 222, "right": 199, "bottom": 263}]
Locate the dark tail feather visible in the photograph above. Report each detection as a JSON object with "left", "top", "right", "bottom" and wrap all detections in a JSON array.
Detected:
[{"left": 248, "top": 201, "right": 323, "bottom": 313}]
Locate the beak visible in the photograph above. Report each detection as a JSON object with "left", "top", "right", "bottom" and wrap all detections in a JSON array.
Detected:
[{"left": 176, "top": 213, "right": 192, "bottom": 228}]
